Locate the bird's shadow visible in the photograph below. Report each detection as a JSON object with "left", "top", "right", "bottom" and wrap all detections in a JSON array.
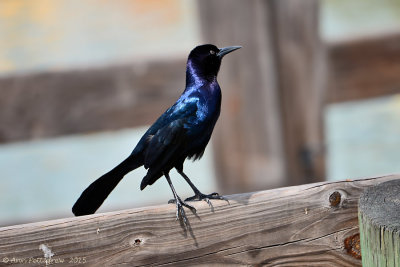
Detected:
[
  {"left": 179, "top": 209, "right": 199, "bottom": 247},
  {"left": 176, "top": 191, "right": 255, "bottom": 246}
]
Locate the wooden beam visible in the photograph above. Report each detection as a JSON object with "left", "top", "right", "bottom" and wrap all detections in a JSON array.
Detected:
[
  {"left": 198, "top": 0, "right": 286, "bottom": 193},
  {"left": 1, "top": 175, "right": 398, "bottom": 266},
  {"left": 271, "top": 0, "right": 327, "bottom": 185},
  {"left": 0, "top": 59, "right": 185, "bottom": 143},
  {"left": 327, "top": 33, "right": 400, "bottom": 103}
]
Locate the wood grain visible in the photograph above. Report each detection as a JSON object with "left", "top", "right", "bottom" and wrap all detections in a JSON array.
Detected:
[
  {"left": 1, "top": 175, "right": 397, "bottom": 266},
  {"left": 359, "top": 179, "right": 400, "bottom": 267}
]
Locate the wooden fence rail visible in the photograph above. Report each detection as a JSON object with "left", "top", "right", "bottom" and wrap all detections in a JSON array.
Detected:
[
  {"left": 1, "top": 175, "right": 398, "bottom": 266},
  {"left": 0, "top": 59, "right": 185, "bottom": 143}
]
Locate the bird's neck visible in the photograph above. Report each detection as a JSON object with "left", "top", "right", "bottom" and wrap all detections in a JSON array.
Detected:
[{"left": 185, "top": 60, "right": 217, "bottom": 88}]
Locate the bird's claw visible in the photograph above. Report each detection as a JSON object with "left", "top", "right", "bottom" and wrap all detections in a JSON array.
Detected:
[{"left": 185, "top": 192, "right": 230, "bottom": 206}]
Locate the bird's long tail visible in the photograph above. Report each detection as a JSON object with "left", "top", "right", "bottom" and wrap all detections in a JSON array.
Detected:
[{"left": 72, "top": 155, "right": 141, "bottom": 216}]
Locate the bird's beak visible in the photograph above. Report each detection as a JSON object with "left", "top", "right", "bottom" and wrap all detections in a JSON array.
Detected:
[{"left": 217, "top": 46, "right": 242, "bottom": 58}]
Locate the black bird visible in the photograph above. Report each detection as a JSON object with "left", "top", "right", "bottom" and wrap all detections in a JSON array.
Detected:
[{"left": 72, "top": 44, "right": 241, "bottom": 223}]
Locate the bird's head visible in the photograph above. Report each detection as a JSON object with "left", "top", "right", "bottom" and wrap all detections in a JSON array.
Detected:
[{"left": 186, "top": 44, "right": 241, "bottom": 84}]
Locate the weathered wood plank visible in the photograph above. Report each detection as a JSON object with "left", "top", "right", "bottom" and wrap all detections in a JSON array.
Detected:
[
  {"left": 271, "top": 0, "right": 327, "bottom": 185},
  {"left": 327, "top": 33, "right": 400, "bottom": 103},
  {"left": 0, "top": 59, "right": 185, "bottom": 143},
  {"left": 1, "top": 175, "right": 397, "bottom": 266}
]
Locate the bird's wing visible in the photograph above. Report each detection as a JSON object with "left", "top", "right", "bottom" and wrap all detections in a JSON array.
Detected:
[
  {"left": 130, "top": 95, "right": 199, "bottom": 156},
  {"left": 143, "top": 97, "right": 199, "bottom": 170},
  {"left": 144, "top": 119, "right": 187, "bottom": 169}
]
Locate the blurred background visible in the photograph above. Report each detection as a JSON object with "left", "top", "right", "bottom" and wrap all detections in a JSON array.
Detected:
[{"left": 1, "top": 0, "right": 400, "bottom": 226}]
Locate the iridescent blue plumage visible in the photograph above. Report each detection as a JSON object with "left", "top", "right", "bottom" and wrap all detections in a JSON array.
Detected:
[{"left": 72, "top": 44, "right": 241, "bottom": 225}]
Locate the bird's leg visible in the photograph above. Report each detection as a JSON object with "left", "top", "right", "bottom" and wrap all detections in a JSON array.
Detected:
[
  {"left": 177, "top": 170, "right": 229, "bottom": 207},
  {"left": 164, "top": 172, "right": 196, "bottom": 226}
]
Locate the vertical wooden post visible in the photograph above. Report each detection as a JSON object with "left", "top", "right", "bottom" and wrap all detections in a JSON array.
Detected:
[
  {"left": 198, "top": 0, "right": 286, "bottom": 193},
  {"left": 198, "top": 0, "right": 326, "bottom": 191},
  {"left": 271, "top": 0, "right": 326, "bottom": 184},
  {"left": 359, "top": 179, "right": 400, "bottom": 266}
]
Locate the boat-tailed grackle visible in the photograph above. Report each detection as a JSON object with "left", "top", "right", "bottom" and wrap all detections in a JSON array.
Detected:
[{"left": 72, "top": 44, "right": 241, "bottom": 225}]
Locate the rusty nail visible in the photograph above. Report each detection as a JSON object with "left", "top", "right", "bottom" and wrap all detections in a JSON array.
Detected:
[{"left": 344, "top": 233, "right": 361, "bottom": 259}]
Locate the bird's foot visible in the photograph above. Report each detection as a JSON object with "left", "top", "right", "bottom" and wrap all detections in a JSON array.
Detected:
[
  {"left": 185, "top": 192, "right": 229, "bottom": 208},
  {"left": 169, "top": 197, "right": 196, "bottom": 227}
]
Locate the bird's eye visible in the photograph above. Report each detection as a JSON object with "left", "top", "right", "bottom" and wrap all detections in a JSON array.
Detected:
[{"left": 210, "top": 50, "right": 216, "bottom": 55}]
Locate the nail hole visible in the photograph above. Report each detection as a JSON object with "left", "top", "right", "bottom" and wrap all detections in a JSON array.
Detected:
[{"left": 134, "top": 239, "right": 141, "bottom": 246}]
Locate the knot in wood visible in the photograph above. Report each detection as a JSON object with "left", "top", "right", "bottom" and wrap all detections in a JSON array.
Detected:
[
  {"left": 130, "top": 237, "right": 144, "bottom": 247},
  {"left": 344, "top": 233, "right": 361, "bottom": 259},
  {"left": 329, "top": 191, "right": 341, "bottom": 207}
]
